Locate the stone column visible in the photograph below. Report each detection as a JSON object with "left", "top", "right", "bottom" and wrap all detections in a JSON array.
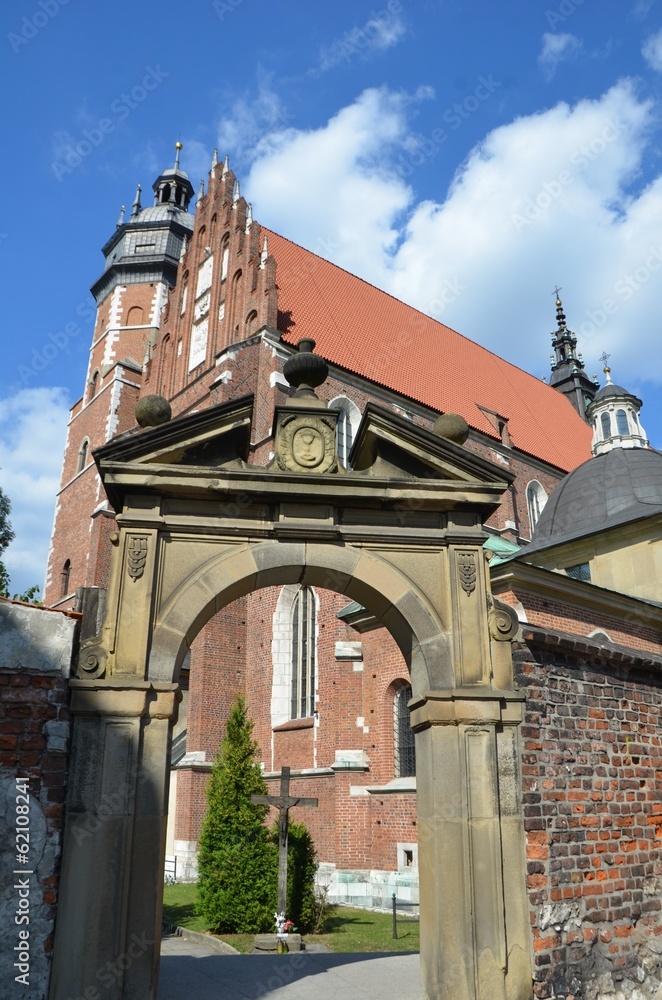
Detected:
[
  {"left": 411, "top": 690, "right": 532, "bottom": 1000},
  {"left": 49, "top": 679, "right": 180, "bottom": 1000}
]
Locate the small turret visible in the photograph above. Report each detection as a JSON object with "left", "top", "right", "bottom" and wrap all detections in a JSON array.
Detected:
[
  {"left": 548, "top": 288, "right": 599, "bottom": 419},
  {"left": 586, "top": 355, "right": 648, "bottom": 455}
]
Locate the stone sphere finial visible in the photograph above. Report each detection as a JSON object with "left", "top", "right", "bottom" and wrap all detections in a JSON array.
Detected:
[
  {"left": 135, "top": 395, "right": 172, "bottom": 428},
  {"left": 283, "top": 339, "right": 329, "bottom": 399},
  {"left": 433, "top": 412, "right": 469, "bottom": 445}
]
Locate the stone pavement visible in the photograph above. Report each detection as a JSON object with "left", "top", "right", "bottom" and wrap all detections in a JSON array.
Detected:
[{"left": 159, "top": 932, "right": 425, "bottom": 999}]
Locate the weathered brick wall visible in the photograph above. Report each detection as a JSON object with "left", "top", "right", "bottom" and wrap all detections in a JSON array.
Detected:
[
  {"left": 515, "top": 630, "right": 662, "bottom": 999},
  {"left": 0, "top": 600, "right": 77, "bottom": 1000},
  {"left": 498, "top": 585, "right": 662, "bottom": 655}
]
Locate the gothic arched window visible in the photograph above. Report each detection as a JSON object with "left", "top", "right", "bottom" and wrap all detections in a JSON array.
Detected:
[
  {"left": 526, "top": 481, "right": 548, "bottom": 534},
  {"left": 76, "top": 439, "right": 90, "bottom": 474},
  {"left": 394, "top": 684, "right": 416, "bottom": 777},
  {"left": 61, "top": 560, "right": 71, "bottom": 597},
  {"left": 291, "top": 586, "right": 316, "bottom": 720},
  {"left": 89, "top": 369, "right": 99, "bottom": 400},
  {"left": 329, "top": 397, "right": 361, "bottom": 468}
]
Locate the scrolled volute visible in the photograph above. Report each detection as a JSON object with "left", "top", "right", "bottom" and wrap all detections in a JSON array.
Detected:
[
  {"left": 76, "top": 638, "right": 108, "bottom": 679},
  {"left": 487, "top": 596, "right": 520, "bottom": 642}
]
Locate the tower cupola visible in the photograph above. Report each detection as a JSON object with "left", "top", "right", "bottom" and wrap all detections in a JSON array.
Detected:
[
  {"left": 91, "top": 142, "right": 195, "bottom": 306},
  {"left": 586, "top": 356, "right": 648, "bottom": 456},
  {"left": 152, "top": 141, "right": 195, "bottom": 211},
  {"left": 548, "top": 290, "right": 599, "bottom": 419}
]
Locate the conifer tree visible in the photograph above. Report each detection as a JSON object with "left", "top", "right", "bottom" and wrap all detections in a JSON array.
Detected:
[{"left": 196, "top": 696, "right": 277, "bottom": 933}]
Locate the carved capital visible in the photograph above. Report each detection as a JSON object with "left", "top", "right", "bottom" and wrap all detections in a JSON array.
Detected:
[{"left": 487, "top": 596, "right": 520, "bottom": 642}]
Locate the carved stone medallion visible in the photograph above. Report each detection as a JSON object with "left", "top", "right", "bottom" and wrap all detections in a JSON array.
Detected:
[{"left": 275, "top": 412, "right": 338, "bottom": 474}]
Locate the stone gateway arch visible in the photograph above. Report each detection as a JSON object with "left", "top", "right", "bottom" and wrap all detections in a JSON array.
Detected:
[{"left": 49, "top": 388, "right": 533, "bottom": 1000}]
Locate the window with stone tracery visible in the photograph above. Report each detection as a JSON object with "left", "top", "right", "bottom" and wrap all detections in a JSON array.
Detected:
[
  {"left": 291, "top": 586, "right": 317, "bottom": 720},
  {"left": 394, "top": 684, "right": 416, "bottom": 777}
]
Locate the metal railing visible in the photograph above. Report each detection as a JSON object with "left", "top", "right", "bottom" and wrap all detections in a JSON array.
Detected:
[{"left": 392, "top": 892, "right": 420, "bottom": 939}]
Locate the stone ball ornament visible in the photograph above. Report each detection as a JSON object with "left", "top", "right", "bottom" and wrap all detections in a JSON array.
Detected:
[
  {"left": 433, "top": 412, "right": 470, "bottom": 445},
  {"left": 135, "top": 394, "right": 172, "bottom": 428}
]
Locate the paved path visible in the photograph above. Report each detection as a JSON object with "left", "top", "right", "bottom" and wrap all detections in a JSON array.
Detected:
[{"left": 159, "top": 933, "right": 425, "bottom": 999}]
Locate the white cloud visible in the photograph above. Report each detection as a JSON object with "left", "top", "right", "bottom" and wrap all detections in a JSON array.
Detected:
[
  {"left": 0, "top": 388, "right": 69, "bottom": 598},
  {"left": 319, "top": 8, "right": 406, "bottom": 71},
  {"left": 216, "top": 76, "right": 294, "bottom": 166},
  {"left": 239, "top": 80, "right": 662, "bottom": 398},
  {"left": 642, "top": 28, "right": 662, "bottom": 71},
  {"left": 244, "top": 87, "right": 414, "bottom": 283},
  {"left": 538, "top": 32, "right": 583, "bottom": 79}
]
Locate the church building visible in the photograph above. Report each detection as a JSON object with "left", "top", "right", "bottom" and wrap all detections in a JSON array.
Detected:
[{"left": 43, "top": 146, "right": 662, "bottom": 997}]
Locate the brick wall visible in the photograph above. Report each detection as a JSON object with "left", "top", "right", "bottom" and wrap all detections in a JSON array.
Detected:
[
  {"left": 514, "top": 630, "right": 662, "bottom": 998},
  {"left": 0, "top": 600, "right": 78, "bottom": 998}
]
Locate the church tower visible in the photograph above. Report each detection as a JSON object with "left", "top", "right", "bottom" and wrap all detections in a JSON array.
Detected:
[
  {"left": 43, "top": 145, "right": 195, "bottom": 608},
  {"left": 548, "top": 293, "right": 599, "bottom": 419}
]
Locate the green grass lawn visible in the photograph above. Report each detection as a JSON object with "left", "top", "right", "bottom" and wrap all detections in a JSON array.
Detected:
[{"left": 162, "top": 883, "right": 419, "bottom": 954}]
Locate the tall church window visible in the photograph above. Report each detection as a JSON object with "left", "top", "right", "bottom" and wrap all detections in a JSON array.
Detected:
[
  {"left": 616, "top": 409, "right": 629, "bottom": 435},
  {"left": 394, "top": 684, "right": 416, "bottom": 777},
  {"left": 76, "top": 439, "right": 90, "bottom": 474},
  {"left": 601, "top": 411, "right": 612, "bottom": 438},
  {"left": 526, "top": 481, "right": 548, "bottom": 534},
  {"left": 329, "top": 397, "right": 361, "bottom": 468},
  {"left": 291, "top": 586, "right": 316, "bottom": 720},
  {"left": 61, "top": 560, "right": 71, "bottom": 597},
  {"left": 221, "top": 236, "right": 230, "bottom": 282},
  {"left": 89, "top": 370, "right": 99, "bottom": 400}
]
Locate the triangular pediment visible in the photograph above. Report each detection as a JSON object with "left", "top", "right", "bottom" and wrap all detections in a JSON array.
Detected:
[
  {"left": 93, "top": 395, "right": 254, "bottom": 469},
  {"left": 349, "top": 403, "right": 515, "bottom": 486}
]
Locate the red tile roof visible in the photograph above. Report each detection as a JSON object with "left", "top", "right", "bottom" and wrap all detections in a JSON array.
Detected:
[{"left": 267, "top": 230, "right": 592, "bottom": 472}]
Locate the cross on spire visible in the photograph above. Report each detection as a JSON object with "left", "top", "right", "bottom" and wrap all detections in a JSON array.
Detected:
[
  {"left": 552, "top": 285, "right": 562, "bottom": 301},
  {"left": 251, "top": 766, "right": 318, "bottom": 920}
]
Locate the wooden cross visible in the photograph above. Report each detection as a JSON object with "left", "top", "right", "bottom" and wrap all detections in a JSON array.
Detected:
[{"left": 251, "top": 766, "right": 318, "bottom": 919}]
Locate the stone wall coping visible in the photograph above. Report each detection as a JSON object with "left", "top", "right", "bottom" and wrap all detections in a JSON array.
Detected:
[
  {"left": 491, "top": 559, "right": 662, "bottom": 627},
  {"left": 517, "top": 623, "right": 662, "bottom": 672}
]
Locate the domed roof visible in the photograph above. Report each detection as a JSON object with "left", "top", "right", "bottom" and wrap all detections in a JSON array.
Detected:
[
  {"left": 591, "top": 382, "right": 641, "bottom": 404},
  {"left": 522, "top": 447, "right": 662, "bottom": 555},
  {"left": 136, "top": 204, "right": 195, "bottom": 227}
]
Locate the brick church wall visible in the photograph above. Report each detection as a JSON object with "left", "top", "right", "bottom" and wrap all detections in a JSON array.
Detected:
[{"left": 514, "top": 632, "right": 662, "bottom": 999}]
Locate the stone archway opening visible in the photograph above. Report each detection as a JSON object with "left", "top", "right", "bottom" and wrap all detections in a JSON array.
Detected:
[{"left": 50, "top": 390, "right": 533, "bottom": 1000}]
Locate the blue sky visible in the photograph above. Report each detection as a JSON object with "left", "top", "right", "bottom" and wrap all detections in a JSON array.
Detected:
[{"left": 2, "top": 0, "right": 662, "bottom": 595}]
